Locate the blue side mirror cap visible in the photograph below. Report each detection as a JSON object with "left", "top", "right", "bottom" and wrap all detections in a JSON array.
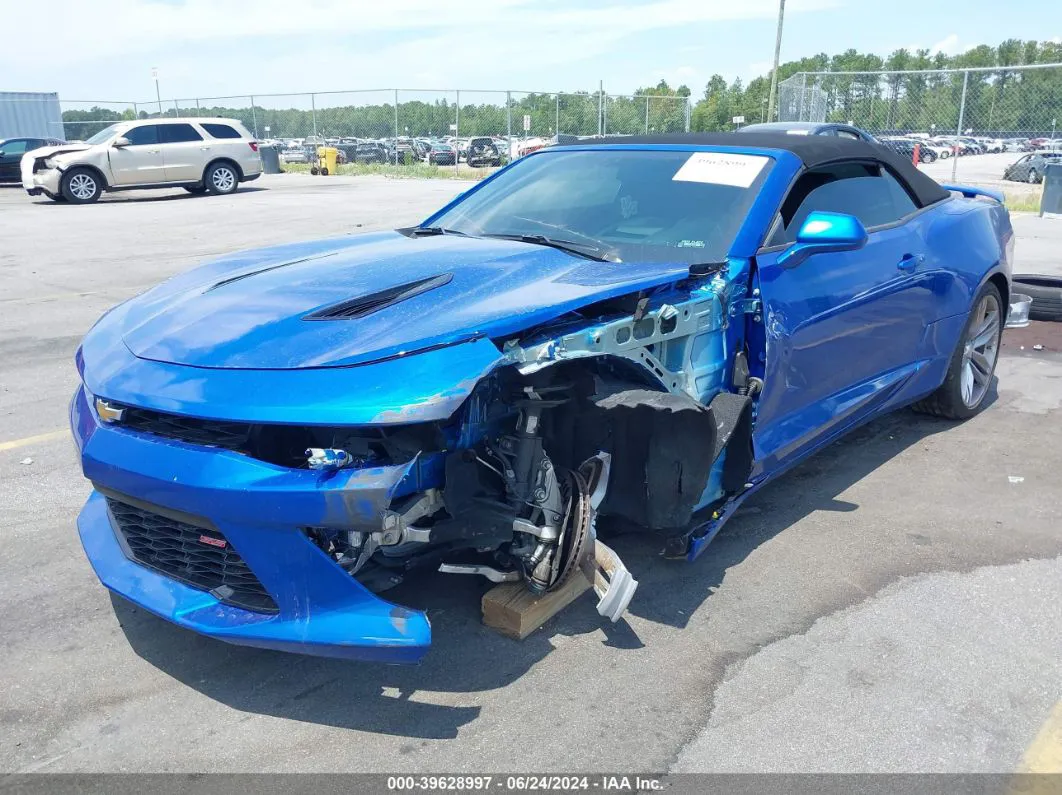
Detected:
[{"left": 777, "top": 211, "right": 868, "bottom": 269}]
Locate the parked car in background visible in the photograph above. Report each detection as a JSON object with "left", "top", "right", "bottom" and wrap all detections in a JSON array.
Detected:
[
  {"left": 426, "top": 142, "right": 457, "bottom": 165},
  {"left": 465, "top": 137, "right": 502, "bottom": 167},
  {"left": 388, "top": 137, "right": 421, "bottom": 164},
  {"left": 1004, "top": 138, "right": 1030, "bottom": 152},
  {"left": 1, "top": 136, "right": 66, "bottom": 182},
  {"left": 879, "top": 136, "right": 936, "bottom": 163},
  {"left": 917, "top": 139, "right": 952, "bottom": 159},
  {"left": 21, "top": 118, "right": 261, "bottom": 203},
  {"left": 957, "top": 137, "right": 986, "bottom": 154},
  {"left": 280, "top": 146, "right": 308, "bottom": 164},
  {"left": 737, "top": 121, "right": 879, "bottom": 142},
  {"left": 1003, "top": 152, "right": 1062, "bottom": 184},
  {"left": 352, "top": 142, "right": 389, "bottom": 164}
]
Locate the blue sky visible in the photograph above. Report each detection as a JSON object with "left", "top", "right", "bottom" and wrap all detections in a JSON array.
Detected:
[{"left": 6, "top": 0, "right": 1060, "bottom": 105}]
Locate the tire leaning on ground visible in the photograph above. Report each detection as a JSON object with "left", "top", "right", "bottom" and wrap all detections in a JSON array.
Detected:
[
  {"left": 204, "top": 161, "right": 239, "bottom": 195},
  {"left": 912, "top": 282, "right": 1003, "bottom": 420},
  {"left": 60, "top": 167, "right": 102, "bottom": 204},
  {"left": 1013, "top": 275, "right": 1062, "bottom": 322}
]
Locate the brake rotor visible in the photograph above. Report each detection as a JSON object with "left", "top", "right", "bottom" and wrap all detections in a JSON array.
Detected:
[{"left": 547, "top": 467, "right": 593, "bottom": 591}]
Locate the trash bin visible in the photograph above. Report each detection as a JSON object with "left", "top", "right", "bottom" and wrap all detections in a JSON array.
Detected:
[
  {"left": 1041, "top": 162, "right": 1062, "bottom": 217},
  {"left": 315, "top": 146, "right": 338, "bottom": 176},
  {"left": 259, "top": 144, "right": 281, "bottom": 174}
]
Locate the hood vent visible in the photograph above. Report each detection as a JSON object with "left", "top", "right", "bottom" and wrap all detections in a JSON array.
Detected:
[{"left": 303, "top": 273, "right": 453, "bottom": 321}]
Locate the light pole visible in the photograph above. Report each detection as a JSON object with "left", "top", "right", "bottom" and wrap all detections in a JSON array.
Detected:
[
  {"left": 152, "top": 67, "right": 162, "bottom": 116},
  {"left": 765, "top": 0, "right": 786, "bottom": 124},
  {"left": 761, "top": 96, "right": 768, "bottom": 123}
]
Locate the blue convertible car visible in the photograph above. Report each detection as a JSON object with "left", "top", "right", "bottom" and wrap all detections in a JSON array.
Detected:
[{"left": 72, "top": 134, "right": 1013, "bottom": 663}]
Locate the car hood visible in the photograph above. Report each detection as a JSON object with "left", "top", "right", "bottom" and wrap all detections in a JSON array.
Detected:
[
  {"left": 27, "top": 143, "right": 93, "bottom": 161},
  {"left": 117, "top": 231, "right": 691, "bottom": 370}
]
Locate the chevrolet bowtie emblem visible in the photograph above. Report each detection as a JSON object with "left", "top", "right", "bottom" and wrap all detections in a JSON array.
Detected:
[{"left": 94, "top": 398, "right": 125, "bottom": 423}]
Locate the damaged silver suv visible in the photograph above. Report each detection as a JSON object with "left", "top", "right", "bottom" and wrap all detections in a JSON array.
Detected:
[{"left": 21, "top": 117, "right": 263, "bottom": 203}]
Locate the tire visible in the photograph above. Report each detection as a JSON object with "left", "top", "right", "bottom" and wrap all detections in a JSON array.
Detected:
[
  {"left": 310, "top": 166, "right": 319, "bottom": 175},
  {"left": 1012, "top": 275, "right": 1062, "bottom": 322},
  {"left": 60, "top": 167, "right": 102, "bottom": 204},
  {"left": 205, "top": 161, "right": 239, "bottom": 194},
  {"left": 183, "top": 185, "right": 207, "bottom": 194},
  {"left": 320, "top": 167, "right": 329, "bottom": 176},
  {"left": 1027, "top": 169, "right": 1038, "bottom": 184},
  {"left": 911, "top": 283, "right": 1003, "bottom": 420}
]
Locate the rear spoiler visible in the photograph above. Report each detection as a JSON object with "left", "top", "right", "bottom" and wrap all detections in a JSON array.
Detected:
[{"left": 940, "top": 183, "right": 1005, "bottom": 204}]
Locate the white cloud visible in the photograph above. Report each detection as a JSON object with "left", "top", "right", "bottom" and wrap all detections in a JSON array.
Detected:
[{"left": 928, "top": 33, "right": 962, "bottom": 56}]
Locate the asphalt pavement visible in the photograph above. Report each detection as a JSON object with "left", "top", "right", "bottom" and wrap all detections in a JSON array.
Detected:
[{"left": 1, "top": 174, "right": 1060, "bottom": 774}]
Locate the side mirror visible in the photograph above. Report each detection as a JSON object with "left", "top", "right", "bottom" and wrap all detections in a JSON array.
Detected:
[
  {"left": 777, "top": 211, "right": 868, "bottom": 269},
  {"left": 113, "top": 136, "right": 131, "bottom": 148}
]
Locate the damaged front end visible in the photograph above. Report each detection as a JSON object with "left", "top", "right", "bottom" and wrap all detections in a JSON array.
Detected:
[
  {"left": 74, "top": 265, "right": 754, "bottom": 662},
  {"left": 294, "top": 274, "right": 753, "bottom": 634}
]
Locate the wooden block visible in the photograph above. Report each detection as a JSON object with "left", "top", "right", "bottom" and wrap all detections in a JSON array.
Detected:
[{"left": 481, "top": 575, "right": 591, "bottom": 640}]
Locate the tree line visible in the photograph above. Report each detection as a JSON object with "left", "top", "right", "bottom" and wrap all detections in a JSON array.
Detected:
[{"left": 61, "top": 37, "right": 1062, "bottom": 141}]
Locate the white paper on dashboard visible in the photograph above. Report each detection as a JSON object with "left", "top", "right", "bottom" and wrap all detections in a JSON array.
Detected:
[{"left": 672, "top": 152, "right": 769, "bottom": 188}]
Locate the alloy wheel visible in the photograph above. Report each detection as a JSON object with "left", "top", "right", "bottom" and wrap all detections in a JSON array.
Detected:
[
  {"left": 960, "top": 293, "right": 1001, "bottom": 408},
  {"left": 69, "top": 173, "right": 97, "bottom": 200},
  {"left": 212, "top": 167, "right": 236, "bottom": 192}
]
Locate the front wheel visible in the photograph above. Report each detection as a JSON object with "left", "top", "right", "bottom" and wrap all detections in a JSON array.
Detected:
[
  {"left": 912, "top": 283, "right": 1002, "bottom": 420},
  {"left": 60, "top": 167, "right": 102, "bottom": 203},
  {"left": 205, "top": 161, "right": 239, "bottom": 194}
]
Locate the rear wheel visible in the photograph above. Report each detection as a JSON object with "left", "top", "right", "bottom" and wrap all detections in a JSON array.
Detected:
[
  {"left": 205, "top": 161, "right": 239, "bottom": 194},
  {"left": 912, "top": 283, "right": 1002, "bottom": 420},
  {"left": 60, "top": 167, "right": 102, "bottom": 203}
]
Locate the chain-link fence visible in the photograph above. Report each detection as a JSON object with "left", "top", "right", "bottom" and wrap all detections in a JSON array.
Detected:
[
  {"left": 51, "top": 100, "right": 139, "bottom": 140},
  {"left": 777, "top": 63, "right": 1062, "bottom": 195},
  {"left": 21, "top": 88, "right": 690, "bottom": 148}
]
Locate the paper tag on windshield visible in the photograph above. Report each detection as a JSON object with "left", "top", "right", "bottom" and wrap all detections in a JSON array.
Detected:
[{"left": 672, "top": 152, "right": 768, "bottom": 187}]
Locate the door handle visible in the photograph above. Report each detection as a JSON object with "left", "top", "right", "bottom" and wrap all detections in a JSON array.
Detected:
[{"left": 898, "top": 253, "right": 924, "bottom": 271}]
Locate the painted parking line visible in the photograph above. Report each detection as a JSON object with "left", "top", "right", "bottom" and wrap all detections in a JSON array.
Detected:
[
  {"left": 0, "top": 429, "right": 69, "bottom": 452},
  {"left": 1020, "top": 702, "right": 1062, "bottom": 774}
]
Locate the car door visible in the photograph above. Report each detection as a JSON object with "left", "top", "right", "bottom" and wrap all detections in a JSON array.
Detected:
[
  {"left": 109, "top": 125, "right": 165, "bottom": 185},
  {"left": 159, "top": 123, "right": 207, "bottom": 182},
  {"left": 752, "top": 161, "right": 936, "bottom": 471},
  {"left": 0, "top": 139, "right": 32, "bottom": 181}
]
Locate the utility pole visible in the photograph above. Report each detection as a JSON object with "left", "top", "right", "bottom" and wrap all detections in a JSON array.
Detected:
[
  {"left": 152, "top": 67, "right": 162, "bottom": 115},
  {"left": 765, "top": 0, "right": 786, "bottom": 123}
]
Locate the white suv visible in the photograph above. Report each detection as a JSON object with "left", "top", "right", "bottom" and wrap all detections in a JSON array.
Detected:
[{"left": 22, "top": 117, "right": 263, "bottom": 204}]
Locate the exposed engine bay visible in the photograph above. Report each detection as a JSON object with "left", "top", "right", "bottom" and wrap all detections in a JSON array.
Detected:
[{"left": 298, "top": 277, "right": 757, "bottom": 624}]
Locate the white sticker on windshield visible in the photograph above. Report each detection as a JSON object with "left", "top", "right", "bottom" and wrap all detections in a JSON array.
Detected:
[{"left": 672, "top": 152, "right": 769, "bottom": 187}]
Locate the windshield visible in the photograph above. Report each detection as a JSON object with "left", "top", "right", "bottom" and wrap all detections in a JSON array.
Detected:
[
  {"left": 84, "top": 124, "right": 123, "bottom": 145},
  {"left": 429, "top": 148, "right": 771, "bottom": 264}
]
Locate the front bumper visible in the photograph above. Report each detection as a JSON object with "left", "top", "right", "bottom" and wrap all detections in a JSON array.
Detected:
[
  {"left": 71, "top": 385, "right": 432, "bottom": 663},
  {"left": 23, "top": 166, "right": 61, "bottom": 195}
]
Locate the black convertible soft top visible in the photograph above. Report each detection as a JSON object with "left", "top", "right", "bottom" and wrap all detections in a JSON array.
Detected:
[{"left": 572, "top": 132, "right": 951, "bottom": 208}]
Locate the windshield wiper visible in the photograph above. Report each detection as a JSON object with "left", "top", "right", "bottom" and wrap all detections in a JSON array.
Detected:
[
  {"left": 482, "top": 233, "right": 613, "bottom": 262},
  {"left": 399, "top": 225, "right": 470, "bottom": 237}
]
